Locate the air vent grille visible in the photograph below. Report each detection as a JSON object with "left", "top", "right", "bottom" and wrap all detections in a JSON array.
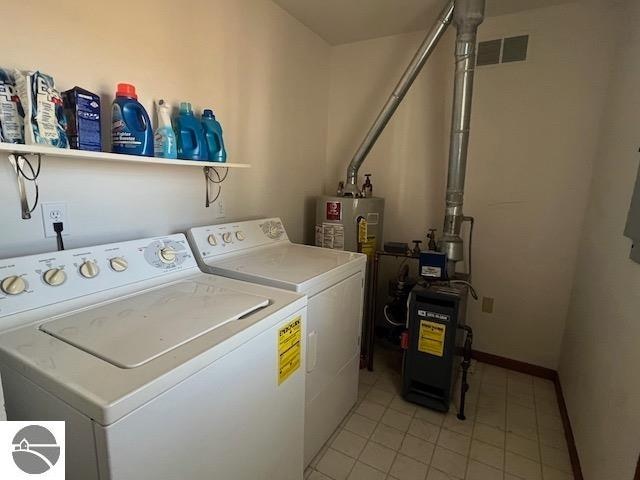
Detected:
[{"left": 476, "top": 34, "right": 529, "bottom": 66}]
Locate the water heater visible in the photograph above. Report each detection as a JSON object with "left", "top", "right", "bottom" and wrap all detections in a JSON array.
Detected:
[{"left": 315, "top": 196, "right": 385, "bottom": 258}]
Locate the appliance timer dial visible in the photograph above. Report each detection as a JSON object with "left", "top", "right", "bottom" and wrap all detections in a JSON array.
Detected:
[
  {"left": 43, "top": 268, "right": 67, "bottom": 286},
  {"left": 80, "top": 261, "right": 100, "bottom": 279},
  {"left": 1, "top": 275, "right": 27, "bottom": 295},
  {"left": 159, "top": 247, "right": 177, "bottom": 263},
  {"left": 207, "top": 234, "right": 218, "bottom": 246},
  {"left": 110, "top": 257, "right": 128, "bottom": 272},
  {"left": 222, "top": 232, "right": 232, "bottom": 244}
]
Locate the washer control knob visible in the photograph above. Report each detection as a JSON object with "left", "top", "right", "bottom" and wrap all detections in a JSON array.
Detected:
[
  {"left": 79, "top": 261, "right": 99, "bottom": 279},
  {"left": 207, "top": 234, "right": 218, "bottom": 246},
  {"left": 222, "top": 232, "right": 232, "bottom": 244},
  {"left": 1, "top": 275, "right": 27, "bottom": 295},
  {"left": 159, "top": 247, "right": 177, "bottom": 263},
  {"left": 43, "top": 268, "right": 66, "bottom": 286},
  {"left": 235, "top": 231, "right": 246, "bottom": 241},
  {"left": 109, "top": 257, "right": 128, "bottom": 272}
]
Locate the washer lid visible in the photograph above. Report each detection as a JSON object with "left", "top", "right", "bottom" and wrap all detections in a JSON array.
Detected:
[
  {"left": 209, "top": 243, "right": 364, "bottom": 286},
  {"left": 39, "top": 280, "right": 269, "bottom": 369}
]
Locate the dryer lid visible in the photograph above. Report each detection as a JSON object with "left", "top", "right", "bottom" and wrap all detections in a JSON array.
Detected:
[{"left": 39, "top": 280, "right": 269, "bottom": 369}]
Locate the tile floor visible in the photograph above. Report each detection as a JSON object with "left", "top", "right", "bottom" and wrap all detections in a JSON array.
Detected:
[{"left": 305, "top": 356, "right": 573, "bottom": 480}]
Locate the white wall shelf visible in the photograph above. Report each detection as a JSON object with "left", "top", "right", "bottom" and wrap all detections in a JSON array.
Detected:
[
  {"left": 0, "top": 143, "right": 250, "bottom": 169},
  {"left": 2, "top": 142, "right": 248, "bottom": 220}
]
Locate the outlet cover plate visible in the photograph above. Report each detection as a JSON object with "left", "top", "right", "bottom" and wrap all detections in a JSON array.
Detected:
[
  {"left": 215, "top": 197, "right": 226, "bottom": 219},
  {"left": 42, "top": 202, "right": 70, "bottom": 238}
]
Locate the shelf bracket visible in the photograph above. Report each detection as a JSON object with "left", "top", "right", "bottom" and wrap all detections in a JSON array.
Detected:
[{"left": 8, "top": 154, "right": 33, "bottom": 220}]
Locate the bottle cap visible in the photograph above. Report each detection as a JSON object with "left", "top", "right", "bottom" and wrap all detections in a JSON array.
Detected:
[
  {"left": 116, "top": 83, "right": 137, "bottom": 99},
  {"left": 180, "top": 102, "right": 193, "bottom": 114},
  {"left": 202, "top": 109, "right": 215, "bottom": 118}
]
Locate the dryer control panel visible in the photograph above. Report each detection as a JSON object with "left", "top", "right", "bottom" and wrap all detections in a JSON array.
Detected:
[
  {"left": 187, "top": 218, "right": 289, "bottom": 260},
  {"left": 0, "top": 234, "right": 197, "bottom": 320}
]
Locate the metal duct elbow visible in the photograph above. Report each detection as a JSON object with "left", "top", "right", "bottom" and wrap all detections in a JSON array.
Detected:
[
  {"left": 341, "top": 0, "right": 455, "bottom": 197},
  {"left": 441, "top": 0, "right": 485, "bottom": 268}
]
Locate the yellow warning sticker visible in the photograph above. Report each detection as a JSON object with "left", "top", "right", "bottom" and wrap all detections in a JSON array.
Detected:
[
  {"left": 358, "top": 218, "right": 368, "bottom": 243},
  {"left": 418, "top": 320, "right": 446, "bottom": 357},
  {"left": 278, "top": 316, "right": 302, "bottom": 385},
  {"left": 360, "top": 236, "right": 377, "bottom": 260}
]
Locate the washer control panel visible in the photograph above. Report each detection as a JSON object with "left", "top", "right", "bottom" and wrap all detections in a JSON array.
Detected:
[
  {"left": 187, "top": 218, "right": 289, "bottom": 260},
  {"left": 0, "top": 234, "right": 197, "bottom": 319}
]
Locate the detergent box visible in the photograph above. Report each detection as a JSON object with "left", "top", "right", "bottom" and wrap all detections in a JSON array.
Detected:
[{"left": 62, "top": 87, "right": 101, "bottom": 151}]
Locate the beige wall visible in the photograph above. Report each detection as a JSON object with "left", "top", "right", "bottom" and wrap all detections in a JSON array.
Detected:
[
  {"left": 0, "top": 0, "right": 330, "bottom": 258},
  {"left": 559, "top": 0, "right": 640, "bottom": 478},
  {"left": 326, "top": 2, "right": 617, "bottom": 368}
]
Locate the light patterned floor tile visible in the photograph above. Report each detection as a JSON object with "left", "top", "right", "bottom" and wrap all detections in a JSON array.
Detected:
[
  {"left": 344, "top": 413, "right": 377, "bottom": 439},
  {"left": 505, "top": 451, "right": 542, "bottom": 480},
  {"left": 316, "top": 448, "right": 356, "bottom": 480},
  {"left": 465, "top": 459, "right": 503, "bottom": 480},
  {"left": 359, "top": 440, "right": 397, "bottom": 473},
  {"left": 375, "top": 374, "right": 402, "bottom": 394},
  {"left": 540, "top": 445, "right": 571, "bottom": 473},
  {"left": 537, "top": 413, "right": 563, "bottom": 433},
  {"left": 332, "top": 429, "right": 368, "bottom": 458},
  {"left": 400, "top": 434, "right": 436, "bottom": 464},
  {"left": 506, "top": 432, "right": 540, "bottom": 462},
  {"left": 537, "top": 427, "right": 567, "bottom": 451},
  {"left": 428, "top": 467, "right": 459, "bottom": 480},
  {"left": 355, "top": 400, "right": 386, "bottom": 422},
  {"left": 473, "top": 423, "right": 505, "bottom": 448},
  {"left": 431, "top": 446, "right": 467, "bottom": 479},
  {"left": 443, "top": 413, "right": 475, "bottom": 437},
  {"left": 542, "top": 464, "right": 573, "bottom": 480},
  {"left": 390, "top": 395, "right": 419, "bottom": 416},
  {"left": 437, "top": 428, "right": 471, "bottom": 456},
  {"left": 476, "top": 407, "right": 506, "bottom": 430},
  {"left": 415, "top": 407, "right": 446, "bottom": 426},
  {"left": 382, "top": 408, "right": 413, "bottom": 432},
  {"left": 371, "top": 423, "right": 405, "bottom": 450},
  {"left": 506, "top": 417, "right": 538, "bottom": 441},
  {"left": 469, "top": 439, "right": 504, "bottom": 470},
  {"left": 389, "top": 454, "right": 429, "bottom": 480},
  {"left": 359, "top": 369, "right": 379, "bottom": 385},
  {"left": 308, "top": 470, "right": 332, "bottom": 480},
  {"left": 366, "top": 387, "right": 395, "bottom": 407},
  {"left": 508, "top": 392, "right": 536, "bottom": 409},
  {"left": 348, "top": 461, "right": 387, "bottom": 480},
  {"left": 408, "top": 418, "right": 441, "bottom": 443}
]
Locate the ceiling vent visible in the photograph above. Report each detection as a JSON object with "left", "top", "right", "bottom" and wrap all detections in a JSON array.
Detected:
[{"left": 476, "top": 34, "right": 529, "bottom": 66}]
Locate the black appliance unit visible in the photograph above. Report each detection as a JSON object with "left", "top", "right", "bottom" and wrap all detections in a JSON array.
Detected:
[{"left": 402, "top": 283, "right": 468, "bottom": 412}]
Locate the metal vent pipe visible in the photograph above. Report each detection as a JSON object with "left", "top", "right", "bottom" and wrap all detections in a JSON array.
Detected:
[
  {"left": 440, "top": 0, "right": 485, "bottom": 270},
  {"left": 340, "top": 0, "right": 455, "bottom": 197}
]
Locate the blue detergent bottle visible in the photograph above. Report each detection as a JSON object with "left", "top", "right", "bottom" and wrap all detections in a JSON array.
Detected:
[
  {"left": 202, "top": 109, "right": 227, "bottom": 162},
  {"left": 111, "top": 83, "right": 153, "bottom": 156},
  {"left": 175, "top": 102, "right": 207, "bottom": 161}
]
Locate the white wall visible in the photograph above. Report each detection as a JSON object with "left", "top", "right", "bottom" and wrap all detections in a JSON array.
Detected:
[
  {"left": 559, "top": 0, "right": 640, "bottom": 478},
  {"left": 326, "top": 2, "right": 617, "bottom": 368},
  {"left": 0, "top": 0, "right": 330, "bottom": 258}
]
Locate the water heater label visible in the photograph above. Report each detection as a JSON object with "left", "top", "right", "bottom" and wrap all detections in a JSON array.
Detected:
[
  {"left": 325, "top": 201, "right": 342, "bottom": 221},
  {"left": 278, "top": 316, "right": 302, "bottom": 385},
  {"left": 418, "top": 320, "right": 446, "bottom": 357}
]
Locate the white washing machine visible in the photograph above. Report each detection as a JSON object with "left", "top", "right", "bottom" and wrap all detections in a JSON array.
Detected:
[
  {"left": 187, "top": 218, "right": 366, "bottom": 465},
  {"left": 0, "top": 234, "right": 307, "bottom": 480}
]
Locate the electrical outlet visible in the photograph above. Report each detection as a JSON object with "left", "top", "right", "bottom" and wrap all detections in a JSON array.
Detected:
[
  {"left": 42, "top": 203, "right": 70, "bottom": 238},
  {"left": 215, "top": 197, "right": 226, "bottom": 219},
  {"left": 482, "top": 296, "right": 494, "bottom": 314}
]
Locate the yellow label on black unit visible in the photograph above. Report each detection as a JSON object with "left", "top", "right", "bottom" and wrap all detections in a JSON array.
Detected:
[
  {"left": 418, "top": 320, "right": 446, "bottom": 357},
  {"left": 278, "top": 316, "right": 302, "bottom": 385}
]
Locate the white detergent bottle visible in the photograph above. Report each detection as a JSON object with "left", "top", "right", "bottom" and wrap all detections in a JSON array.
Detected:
[{"left": 154, "top": 99, "right": 177, "bottom": 159}]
